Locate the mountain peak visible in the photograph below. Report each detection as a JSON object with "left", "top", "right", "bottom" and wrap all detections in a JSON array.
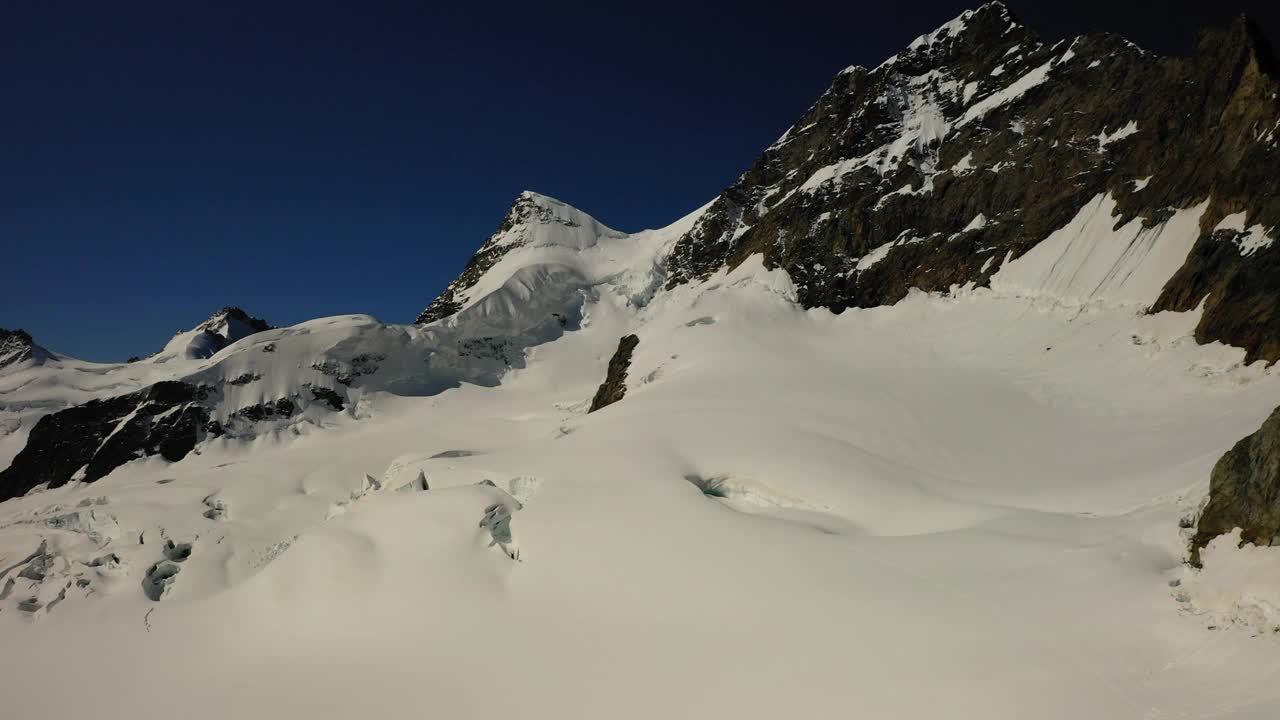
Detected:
[
  {"left": 196, "top": 306, "right": 271, "bottom": 335},
  {"left": 910, "top": 2, "right": 1016, "bottom": 49},
  {"left": 878, "top": 1, "right": 1032, "bottom": 73},
  {"left": 495, "top": 191, "right": 621, "bottom": 242},
  {"left": 0, "top": 328, "right": 48, "bottom": 370},
  {"left": 416, "top": 191, "right": 623, "bottom": 325},
  {"left": 147, "top": 306, "right": 272, "bottom": 362}
]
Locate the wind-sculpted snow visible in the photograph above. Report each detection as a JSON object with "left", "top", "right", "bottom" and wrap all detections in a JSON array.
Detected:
[{"left": 3, "top": 255, "right": 1280, "bottom": 717}]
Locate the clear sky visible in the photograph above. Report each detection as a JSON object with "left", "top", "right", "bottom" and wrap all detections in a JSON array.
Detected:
[{"left": 4, "top": 0, "right": 1278, "bottom": 361}]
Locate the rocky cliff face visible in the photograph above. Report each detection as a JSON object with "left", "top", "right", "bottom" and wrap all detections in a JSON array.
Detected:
[
  {"left": 152, "top": 306, "right": 273, "bottom": 361},
  {"left": 1192, "top": 406, "right": 1280, "bottom": 566},
  {"left": 0, "top": 329, "right": 49, "bottom": 370},
  {"left": 0, "top": 307, "right": 346, "bottom": 502},
  {"left": 589, "top": 335, "right": 639, "bottom": 413},
  {"left": 656, "top": 4, "right": 1280, "bottom": 362},
  {"left": 419, "top": 7, "right": 1280, "bottom": 363},
  {"left": 0, "top": 381, "right": 219, "bottom": 500}
]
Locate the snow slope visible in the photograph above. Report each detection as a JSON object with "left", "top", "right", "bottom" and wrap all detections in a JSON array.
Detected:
[
  {"left": 3, "top": 183, "right": 1280, "bottom": 717},
  {"left": 0, "top": 309, "right": 271, "bottom": 471}
]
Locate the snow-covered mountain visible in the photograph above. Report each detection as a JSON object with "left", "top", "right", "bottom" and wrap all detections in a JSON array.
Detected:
[
  {"left": 150, "top": 306, "right": 273, "bottom": 362},
  {"left": 0, "top": 329, "right": 50, "bottom": 371},
  {"left": 4, "top": 5, "right": 1280, "bottom": 719},
  {"left": 663, "top": 3, "right": 1280, "bottom": 363}
]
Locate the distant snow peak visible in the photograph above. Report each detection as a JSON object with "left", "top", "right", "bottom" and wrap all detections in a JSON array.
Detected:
[
  {"left": 416, "top": 191, "right": 625, "bottom": 325},
  {"left": 153, "top": 306, "right": 272, "bottom": 362},
  {"left": 197, "top": 306, "right": 271, "bottom": 336},
  {"left": 495, "top": 191, "right": 624, "bottom": 251},
  {"left": 0, "top": 328, "right": 49, "bottom": 370}
]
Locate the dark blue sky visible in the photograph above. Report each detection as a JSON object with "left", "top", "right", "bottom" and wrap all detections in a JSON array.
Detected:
[{"left": 4, "top": 0, "right": 1277, "bottom": 361}]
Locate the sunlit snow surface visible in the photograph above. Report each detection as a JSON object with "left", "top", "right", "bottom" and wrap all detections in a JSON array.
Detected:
[{"left": 3, "top": 244, "right": 1280, "bottom": 718}]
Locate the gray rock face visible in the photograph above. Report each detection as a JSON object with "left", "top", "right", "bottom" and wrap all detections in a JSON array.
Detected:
[
  {"left": 661, "top": 4, "right": 1280, "bottom": 363},
  {"left": 0, "top": 328, "right": 49, "bottom": 370},
  {"left": 1192, "top": 405, "right": 1280, "bottom": 566},
  {"left": 0, "top": 381, "right": 220, "bottom": 501},
  {"left": 589, "top": 335, "right": 639, "bottom": 413},
  {"left": 144, "top": 306, "right": 272, "bottom": 361}
]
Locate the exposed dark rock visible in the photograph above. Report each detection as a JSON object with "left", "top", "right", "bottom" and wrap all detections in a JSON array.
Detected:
[
  {"left": 1191, "top": 405, "right": 1280, "bottom": 566},
  {"left": 0, "top": 381, "right": 218, "bottom": 502},
  {"left": 458, "top": 337, "right": 520, "bottom": 366},
  {"left": 228, "top": 398, "right": 297, "bottom": 422},
  {"left": 0, "top": 361, "right": 355, "bottom": 500},
  {"left": 306, "top": 385, "right": 346, "bottom": 411},
  {"left": 312, "top": 353, "right": 384, "bottom": 386},
  {"left": 0, "top": 328, "right": 48, "bottom": 370},
  {"left": 658, "top": 6, "right": 1280, "bottom": 362},
  {"left": 201, "top": 307, "right": 271, "bottom": 335},
  {"left": 589, "top": 335, "right": 639, "bottom": 413}
]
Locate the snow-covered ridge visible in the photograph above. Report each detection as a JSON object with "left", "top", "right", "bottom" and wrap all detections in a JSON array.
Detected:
[
  {"left": 133, "top": 306, "right": 273, "bottom": 364},
  {"left": 0, "top": 329, "right": 49, "bottom": 371},
  {"left": 489, "top": 191, "right": 626, "bottom": 252},
  {"left": 4, "top": 245, "right": 1280, "bottom": 718},
  {"left": 0, "top": 194, "right": 712, "bottom": 500},
  {"left": 418, "top": 190, "right": 707, "bottom": 325}
]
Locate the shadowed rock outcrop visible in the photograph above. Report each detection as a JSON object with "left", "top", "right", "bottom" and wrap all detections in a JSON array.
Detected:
[
  {"left": 589, "top": 335, "right": 639, "bottom": 413},
  {"left": 0, "top": 381, "right": 219, "bottom": 501},
  {"left": 1191, "top": 405, "right": 1280, "bottom": 566},
  {"left": 0, "top": 328, "right": 49, "bottom": 370},
  {"left": 661, "top": 5, "right": 1280, "bottom": 362}
]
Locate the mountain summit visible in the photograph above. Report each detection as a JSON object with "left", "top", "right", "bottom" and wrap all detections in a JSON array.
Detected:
[
  {"left": 416, "top": 191, "right": 625, "bottom": 324},
  {"left": 150, "top": 306, "right": 272, "bottom": 362},
  {"left": 651, "top": 5, "right": 1280, "bottom": 361},
  {"left": 0, "top": 328, "right": 49, "bottom": 370}
]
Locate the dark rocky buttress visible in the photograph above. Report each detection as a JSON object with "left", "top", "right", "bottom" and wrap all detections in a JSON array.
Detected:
[
  {"left": 664, "top": 4, "right": 1280, "bottom": 362},
  {"left": 0, "top": 328, "right": 48, "bottom": 369},
  {"left": 1191, "top": 405, "right": 1280, "bottom": 566},
  {"left": 0, "top": 382, "right": 220, "bottom": 501},
  {"left": 589, "top": 335, "right": 640, "bottom": 413}
]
